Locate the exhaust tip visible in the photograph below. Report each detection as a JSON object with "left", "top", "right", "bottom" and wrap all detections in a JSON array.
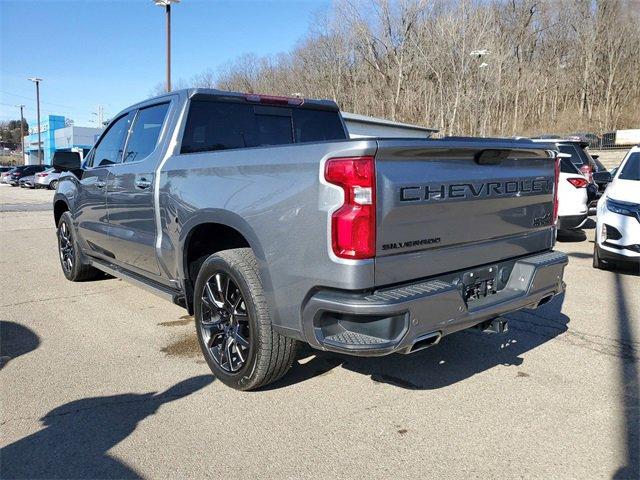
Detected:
[{"left": 409, "top": 332, "right": 442, "bottom": 353}]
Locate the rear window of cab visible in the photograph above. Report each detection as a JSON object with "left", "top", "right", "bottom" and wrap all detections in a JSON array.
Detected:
[{"left": 180, "top": 100, "right": 346, "bottom": 154}]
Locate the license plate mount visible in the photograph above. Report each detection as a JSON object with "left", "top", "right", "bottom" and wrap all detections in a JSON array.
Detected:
[{"left": 462, "top": 265, "right": 498, "bottom": 302}]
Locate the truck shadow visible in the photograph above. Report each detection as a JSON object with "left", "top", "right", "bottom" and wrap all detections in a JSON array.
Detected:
[
  {"left": 0, "top": 375, "right": 214, "bottom": 479},
  {"left": 557, "top": 229, "right": 587, "bottom": 242},
  {"left": 0, "top": 321, "right": 40, "bottom": 371},
  {"left": 270, "top": 293, "right": 569, "bottom": 391},
  {"left": 612, "top": 272, "right": 639, "bottom": 479}
]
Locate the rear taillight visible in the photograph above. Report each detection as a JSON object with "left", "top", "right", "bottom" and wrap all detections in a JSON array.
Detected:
[
  {"left": 553, "top": 158, "right": 560, "bottom": 225},
  {"left": 324, "top": 156, "right": 376, "bottom": 259},
  {"left": 567, "top": 177, "right": 588, "bottom": 188}
]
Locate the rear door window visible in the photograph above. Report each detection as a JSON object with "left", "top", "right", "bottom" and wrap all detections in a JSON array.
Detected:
[
  {"left": 181, "top": 100, "right": 346, "bottom": 154},
  {"left": 123, "top": 103, "right": 170, "bottom": 163}
]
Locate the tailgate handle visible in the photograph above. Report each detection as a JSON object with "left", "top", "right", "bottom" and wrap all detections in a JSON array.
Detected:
[{"left": 474, "top": 149, "right": 512, "bottom": 165}]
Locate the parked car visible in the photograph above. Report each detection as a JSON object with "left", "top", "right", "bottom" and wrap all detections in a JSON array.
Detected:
[
  {"left": 1, "top": 167, "right": 16, "bottom": 184},
  {"left": 0, "top": 165, "right": 13, "bottom": 175},
  {"left": 533, "top": 141, "right": 596, "bottom": 230},
  {"left": 7, "top": 165, "right": 49, "bottom": 186},
  {"left": 558, "top": 141, "right": 598, "bottom": 183},
  {"left": 534, "top": 138, "right": 597, "bottom": 182},
  {"left": 53, "top": 89, "right": 568, "bottom": 391},
  {"left": 19, "top": 175, "right": 36, "bottom": 189},
  {"left": 556, "top": 153, "right": 591, "bottom": 231},
  {"left": 593, "top": 146, "right": 640, "bottom": 271},
  {"left": 35, "top": 167, "right": 61, "bottom": 189},
  {"left": 567, "top": 132, "right": 601, "bottom": 149}
]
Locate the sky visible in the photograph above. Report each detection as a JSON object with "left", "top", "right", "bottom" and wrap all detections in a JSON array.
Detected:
[{"left": 0, "top": 0, "right": 330, "bottom": 126}]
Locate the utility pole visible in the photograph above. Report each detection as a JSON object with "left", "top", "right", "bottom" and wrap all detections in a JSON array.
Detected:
[
  {"left": 154, "top": 0, "right": 180, "bottom": 92},
  {"left": 27, "top": 77, "right": 43, "bottom": 164},
  {"left": 15, "top": 104, "right": 26, "bottom": 164},
  {"left": 92, "top": 105, "right": 105, "bottom": 126}
]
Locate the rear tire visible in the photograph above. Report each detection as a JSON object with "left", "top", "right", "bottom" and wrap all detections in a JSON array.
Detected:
[
  {"left": 194, "top": 248, "right": 298, "bottom": 391},
  {"left": 57, "top": 211, "right": 103, "bottom": 281},
  {"left": 49, "top": 179, "right": 58, "bottom": 190}
]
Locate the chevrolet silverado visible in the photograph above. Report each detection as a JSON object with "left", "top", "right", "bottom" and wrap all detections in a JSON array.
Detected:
[{"left": 53, "top": 89, "right": 567, "bottom": 390}]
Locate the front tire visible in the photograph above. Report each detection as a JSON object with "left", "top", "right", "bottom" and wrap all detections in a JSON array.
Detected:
[
  {"left": 57, "top": 212, "right": 103, "bottom": 281},
  {"left": 194, "top": 248, "right": 298, "bottom": 391}
]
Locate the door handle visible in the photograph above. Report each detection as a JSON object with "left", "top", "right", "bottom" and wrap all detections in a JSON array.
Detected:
[
  {"left": 96, "top": 180, "right": 106, "bottom": 188},
  {"left": 135, "top": 179, "right": 152, "bottom": 189}
]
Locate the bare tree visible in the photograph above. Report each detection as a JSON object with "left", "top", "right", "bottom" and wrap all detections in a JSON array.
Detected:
[{"left": 163, "top": 0, "right": 640, "bottom": 136}]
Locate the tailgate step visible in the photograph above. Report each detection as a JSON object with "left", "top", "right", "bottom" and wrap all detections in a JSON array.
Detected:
[
  {"left": 323, "top": 331, "right": 388, "bottom": 346},
  {"left": 365, "top": 279, "right": 452, "bottom": 303}
]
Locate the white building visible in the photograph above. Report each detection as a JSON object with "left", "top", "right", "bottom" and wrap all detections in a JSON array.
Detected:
[{"left": 342, "top": 112, "right": 438, "bottom": 139}]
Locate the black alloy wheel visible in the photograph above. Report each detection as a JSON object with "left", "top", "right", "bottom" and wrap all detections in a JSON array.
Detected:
[
  {"left": 58, "top": 220, "right": 74, "bottom": 274},
  {"left": 199, "top": 272, "right": 251, "bottom": 373}
]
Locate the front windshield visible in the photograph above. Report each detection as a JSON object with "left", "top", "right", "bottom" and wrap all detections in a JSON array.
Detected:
[{"left": 618, "top": 152, "right": 640, "bottom": 181}]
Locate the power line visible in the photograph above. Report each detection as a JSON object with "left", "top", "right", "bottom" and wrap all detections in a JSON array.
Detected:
[{"left": 0, "top": 90, "right": 95, "bottom": 112}]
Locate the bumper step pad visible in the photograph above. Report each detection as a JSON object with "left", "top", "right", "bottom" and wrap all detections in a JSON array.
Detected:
[{"left": 323, "top": 330, "right": 388, "bottom": 346}]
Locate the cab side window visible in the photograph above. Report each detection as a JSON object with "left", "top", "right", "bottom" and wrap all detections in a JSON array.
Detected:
[
  {"left": 91, "top": 114, "right": 131, "bottom": 167},
  {"left": 123, "top": 103, "right": 169, "bottom": 163}
]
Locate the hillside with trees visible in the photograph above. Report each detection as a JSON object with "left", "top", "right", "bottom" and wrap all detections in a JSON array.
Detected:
[{"left": 160, "top": 0, "right": 640, "bottom": 137}]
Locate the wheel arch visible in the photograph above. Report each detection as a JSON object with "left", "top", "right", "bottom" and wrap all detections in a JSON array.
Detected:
[
  {"left": 53, "top": 196, "right": 70, "bottom": 227},
  {"left": 179, "top": 211, "right": 271, "bottom": 314}
]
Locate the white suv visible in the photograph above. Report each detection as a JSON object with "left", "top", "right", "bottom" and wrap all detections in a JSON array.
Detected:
[
  {"left": 593, "top": 146, "right": 640, "bottom": 270},
  {"left": 557, "top": 153, "right": 591, "bottom": 231},
  {"left": 531, "top": 141, "right": 594, "bottom": 232}
]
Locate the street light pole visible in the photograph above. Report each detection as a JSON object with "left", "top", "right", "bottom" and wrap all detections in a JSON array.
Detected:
[
  {"left": 154, "top": 0, "right": 180, "bottom": 92},
  {"left": 15, "top": 104, "right": 25, "bottom": 164},
  {"left": 27, "top": 77, "right": 43, "bottom": 164}
]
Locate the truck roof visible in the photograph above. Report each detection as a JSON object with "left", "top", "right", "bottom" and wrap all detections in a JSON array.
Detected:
[{"left": 142, "top": 88, "right": 340, "bottom": 112}]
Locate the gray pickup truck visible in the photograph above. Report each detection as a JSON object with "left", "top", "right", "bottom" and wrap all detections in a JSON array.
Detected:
[{"left": 53, "top": 89, "right": 567, "bottom": 390}]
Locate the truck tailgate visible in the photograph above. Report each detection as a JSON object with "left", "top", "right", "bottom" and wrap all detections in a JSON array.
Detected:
[{"left": 374, "top": 139, "right": 556, "bottom": 286}]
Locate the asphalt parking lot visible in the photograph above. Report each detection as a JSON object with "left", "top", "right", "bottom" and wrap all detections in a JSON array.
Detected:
[{"left": 1, "top": 185, "right": 638, "bottom": 479}]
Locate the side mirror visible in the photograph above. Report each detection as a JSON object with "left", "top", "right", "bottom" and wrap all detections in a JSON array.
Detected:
[
  {"left": 594, "top": 171, "right": 612, "bottom": 184},
  {"left": 52, "top": 151, "right": 81, "bottom": 173}
]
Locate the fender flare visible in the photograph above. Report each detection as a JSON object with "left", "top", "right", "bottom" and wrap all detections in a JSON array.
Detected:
[{"left": 177, "top": 209, "right": 273, "bottom": 293}]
